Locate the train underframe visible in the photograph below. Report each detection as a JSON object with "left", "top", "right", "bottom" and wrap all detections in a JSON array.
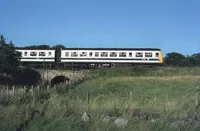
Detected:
[{"left": 19, "top": 61, "right": 162, "bottom": 70}]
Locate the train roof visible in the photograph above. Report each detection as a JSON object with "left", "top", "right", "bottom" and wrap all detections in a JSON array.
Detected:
[
  {"left": 16, "top": 48, "right": 56, "bottom": 50},
  {"left": 15, "top": 47, "right": 161, "bottom": 51},
  {"left": 61, "top": 48, "right": 161, "bottom": 51}
]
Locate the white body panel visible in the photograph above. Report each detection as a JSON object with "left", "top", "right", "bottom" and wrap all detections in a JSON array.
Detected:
[
  {"left": 60, "top": 49, "right": 160, "bottom": 63},
  {"left": 16, "top": 49, "right": 55, "bottom": 62},
  {"left": 60, "top": 59, "right": 160, "bottom": 63},
  {"left": 20, "top": 59, "right": 55, "bottom": 62}
]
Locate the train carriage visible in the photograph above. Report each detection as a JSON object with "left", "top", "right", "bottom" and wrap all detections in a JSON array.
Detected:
[
  {"left": 60, "top": 48, "right": 163, "bottom": 65},
  {"left": 15, "top": 47, "right": 163, "bottom": 68},
  {"left": 16, "top": 49, "right": 56, "bottom": 62}
]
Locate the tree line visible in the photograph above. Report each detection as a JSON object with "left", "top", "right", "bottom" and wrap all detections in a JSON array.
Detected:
[
  {"left": 0, "top": 35, "right": 21, "bottom": 75},
  {"left": 0, "top": 33, "right": 200, "bottom": 76},
  {"left": 164, "top": 52, "right": 200, "bottom": 66}
]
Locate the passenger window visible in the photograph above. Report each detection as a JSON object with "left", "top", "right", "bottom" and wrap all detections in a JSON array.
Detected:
[
  {"left": 71, "top": 52, "right": 78, "bottom": 57},
  {"left": 156, "top": 53, "right": 159, "bottom": 57},
  {"left": 24, "top": 52, "right": 28, "bottom": 56},
  {"left": 145, "top": 52, "right": 152, "bottom": 57},
  {"left": 80, "top": 52, "right": 87, "bottom": 57},
  {"left": 65, "top": 52, "right": 69, "bottom": 57},
  {"left": 89, "top": 52, "right": 93, "bottom": 57},
  {"left": 30, "top": 52, "right": 37, "bottom": 56},
  {"left": 39, "top": 52, "right": 46, "bottom": 56},
  {"left": 110, "top": 52, "right": 117, "bottom": 57},
  {"left": 136, "top": 52, "right": 143, "bottom": 57},
  {"left": 119, "top": 52, "right": 126, "bottom": 57},
  {"left": 95, "top": 52, "right": 99, "bottom": 57},
  {"left": 101, "top": 52, "right": 108, "bottom": 57},
  {"left": 129, "top": 52, "right": 132, "bottom": 57}
]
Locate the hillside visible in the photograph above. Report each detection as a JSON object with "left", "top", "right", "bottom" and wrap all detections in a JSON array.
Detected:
[{"left": 1, "top": 67, "right": 200, "bottom": 131}]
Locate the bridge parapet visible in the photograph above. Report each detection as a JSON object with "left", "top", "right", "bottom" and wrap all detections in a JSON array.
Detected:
[{"left": 36, "top": 69, "right": 92, "bottom": 86}]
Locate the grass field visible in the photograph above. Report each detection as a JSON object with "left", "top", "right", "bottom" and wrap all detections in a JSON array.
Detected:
[{"left": 1, "top": 66, "right": 200, "bottom": 131}]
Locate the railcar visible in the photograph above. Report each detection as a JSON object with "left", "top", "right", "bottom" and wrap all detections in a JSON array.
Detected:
[
  {"left": 15, "top": 47, "right": 163, "bottom": 68},
  {"left": 16, "top": 49, "right": 56, "bottom": 62},
  {"left": 60, "top": 48, "right": 163, "bottom": 67}
]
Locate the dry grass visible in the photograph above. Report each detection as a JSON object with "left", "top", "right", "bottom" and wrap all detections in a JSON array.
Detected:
[
  {"left": 1, "top": 67, "right": 200, "bottom": 131},
  {"left": 107, "top": 75, "right": 200, "bottom": 82}
]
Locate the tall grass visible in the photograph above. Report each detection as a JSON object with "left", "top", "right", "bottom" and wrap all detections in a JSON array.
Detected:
[
  {"left": 92, "top": 66, "right": 200, "bottom": 77},
  {"left": 1, "top": 66, "right": 200, "bottom": 131}
]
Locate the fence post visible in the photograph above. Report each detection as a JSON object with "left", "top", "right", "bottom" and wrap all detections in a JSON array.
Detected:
[
  {"left": 6, "top": 86, "right": 9, "bottom": 100},
  {"left": 37, "top": 86, "right": 40, "bottom": 93},
  {"left": 129, "top": 92, "right": 133, "bottom": 102},
  {"left": 196, "top": 86, "right": 199, "bottom": 109},
  {"left": 86, "top": 91, "right": 90, "bottom": 111},
  {"left": 0, "top": 86, "right": 2, "bottom": 98},
  {"left": 0, "top": 86, "right": 1, "bottom": 98},
  {"left": 31, "top": 86, "right": 34, "bottom": 96},
  {"left": 19, "top": 87, "right": 22, "bottom": 97},
  {"left": 53, "top": 85, "right": 56, "bottom": 92},
  {"left": 47, "top": 85, "right": 49, "bottom": 92},
  {"left": 24, "top": 86, "right": 26, "bottom": 95},
  {"left": 68, "top": 80, "right": 71, "bottom": 89},
  {"left": 12, "top": 86, "right": 15, "bottom": 96},
  {"left": 86, "top": 92, "right": 89, "bottom": 104},
  {"left": 33, "top": 94, "right": 35, "bottom": 107},
  {"left": 0, "top": 85, "right": 1, "bottom": 98}
]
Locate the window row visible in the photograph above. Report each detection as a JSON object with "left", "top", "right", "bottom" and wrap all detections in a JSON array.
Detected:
[
  {"left": 21, "top": 51, "right": 52, "bottom": 56},
  {"left": 64, "top": 52, "right": 158, "bottom": 57}
]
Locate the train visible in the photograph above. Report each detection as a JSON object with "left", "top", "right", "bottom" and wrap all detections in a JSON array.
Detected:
[{"left": 16, "top": 47, "right": 163, "bottom": 68}]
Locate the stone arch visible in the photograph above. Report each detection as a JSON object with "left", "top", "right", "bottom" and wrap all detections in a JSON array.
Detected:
[{"left": 50, "top": 75, "right": 70, "bottom": 86}]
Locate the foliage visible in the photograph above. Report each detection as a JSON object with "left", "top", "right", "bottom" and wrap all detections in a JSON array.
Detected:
[
  {"left": 11, "top": 68, "right": 42, "bottom": 86},
  {"left": 191, "top": 53, "right": 200, "bottom": 65},
  {"left": 52, "top": 44, "right": 66, "bottom": 49},
  {"left": 16, "top": 44, "right": 51, "bottom": 49},
  {"left": 0, "top": 34, "right": 21, "bottom": 75},
  {"left": 16, "top": 44, "right": 66, "bottom": 50},
  {"left": 164, "top": 52, "right": 186, "bottom": 66},
  {"left": 164, "top": 52, "right": 200, "bottom": 66}
]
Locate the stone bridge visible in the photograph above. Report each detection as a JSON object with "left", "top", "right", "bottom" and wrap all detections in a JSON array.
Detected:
[{"left": 35, "top": 69, "right": 92, "bottom": 86}]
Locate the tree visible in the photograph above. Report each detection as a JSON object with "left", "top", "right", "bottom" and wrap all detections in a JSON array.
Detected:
[
  {"left": 52, "top": 44, "right": 65, "bottom": 49},
  {"left": 0, "top": 35, "right": 6, "bottom": 46},
  {"left": 0, "top": 34, "right": 21, "bottom": 75},
  {"left": 16, "top": 44, "right": 50, "bottom": 49},
  {"left": 164, "top": 52, "right": 186, "bottom": 66},
  {"left": 179, "top": 55, "right": 198, "bottom": 66},
  {"left": 191, "top": 53, "right": 200, "bottom": 65}
]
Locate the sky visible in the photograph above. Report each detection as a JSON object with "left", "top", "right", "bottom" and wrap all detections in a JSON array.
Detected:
[{"left": 0, "top": 0, "right": 200, "bottom": 56}]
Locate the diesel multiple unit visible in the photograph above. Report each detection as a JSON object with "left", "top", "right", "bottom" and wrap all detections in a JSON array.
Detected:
[
  {"left": 16, "top": 49, "right": 55, "bottom": 62},
  {"left": 16, "top": 48, "right": 163, "bottom": 67}
]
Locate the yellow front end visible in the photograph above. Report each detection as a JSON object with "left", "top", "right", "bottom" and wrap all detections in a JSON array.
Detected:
[{"left": 159, "top": 51, "right": 163, "bottom": 64}]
